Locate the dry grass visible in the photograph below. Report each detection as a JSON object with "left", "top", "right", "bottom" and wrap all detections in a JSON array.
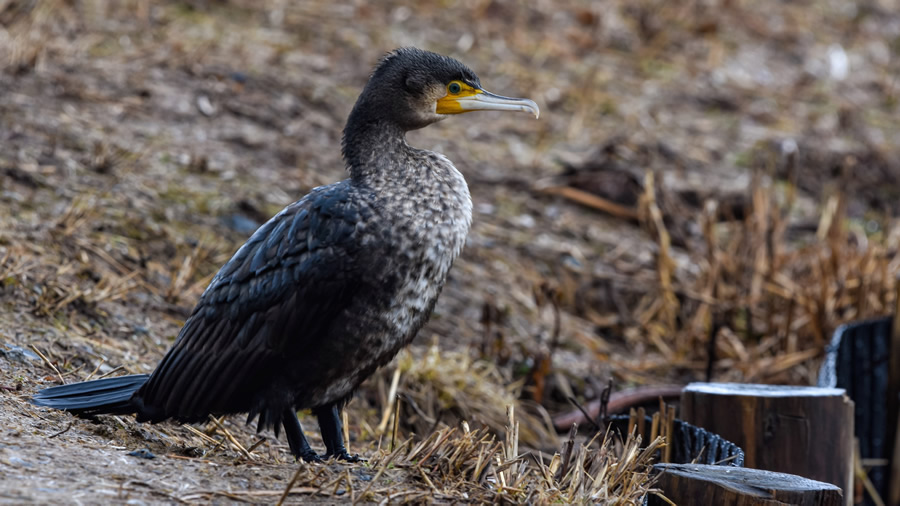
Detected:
[
  {"left": 369, "top": 341, "right": 558, "bottom": 450},
  {"left": 630, "top": 170, "right": 900, "bottom": 385},
  {"left": 355, "top": 407, "right": 661, "bottom": 504},
  {"left": 2, "top": 0, "right": 900, "bottom": 502}
]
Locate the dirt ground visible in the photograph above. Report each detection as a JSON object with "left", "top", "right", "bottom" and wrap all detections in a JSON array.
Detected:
[{"left": 2, "top": 0, "right": 900, "bottom": 503}]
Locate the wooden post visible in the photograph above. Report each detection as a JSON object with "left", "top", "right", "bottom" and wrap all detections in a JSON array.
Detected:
[
  {"left": 680, "top": 383, "right": 854, "bottom": 505},
  {"left": 648, "top": 464, "right": 842, "bottom": 506}
]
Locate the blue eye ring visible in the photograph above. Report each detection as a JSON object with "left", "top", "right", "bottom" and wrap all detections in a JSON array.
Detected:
[{"left": 448, "top": 82, "right": 462, "bottom": 94}]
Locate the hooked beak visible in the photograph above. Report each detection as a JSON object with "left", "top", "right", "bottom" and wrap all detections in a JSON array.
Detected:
[{"left": 437, "top": 89, "right": 540, "bottom": 119}]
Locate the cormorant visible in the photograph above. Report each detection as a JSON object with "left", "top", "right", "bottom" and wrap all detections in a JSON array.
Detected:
[{"left": 31, "top": 48, "right": 539, "bottom": 462}]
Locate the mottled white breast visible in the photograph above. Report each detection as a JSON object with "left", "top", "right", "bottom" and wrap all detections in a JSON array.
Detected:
[
  {"left": 315, "top": 152, "right": 472, "bottom": 404},
  {"left": 380, "top": 152, "right": 472, "bottom": 354}
]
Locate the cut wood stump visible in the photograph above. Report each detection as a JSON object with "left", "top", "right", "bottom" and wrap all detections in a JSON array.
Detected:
[
  {"left": 648, "top": 463, "right": 843, "bottom": 506},
  {"left": 680, "top": 383, "right": 853, "bottom": 505}
]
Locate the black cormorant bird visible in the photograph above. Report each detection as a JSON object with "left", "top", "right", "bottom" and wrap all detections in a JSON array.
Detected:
[{"left": 32, "top": 48, "right": 539, "bottom": 462}]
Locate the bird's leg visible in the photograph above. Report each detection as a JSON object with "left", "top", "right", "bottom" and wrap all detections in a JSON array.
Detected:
[
  {"left": 314, "top": 404, "right": 363, "bottom": 462},
  {"left": 281, "top": 408, "right": 321, "bottom": 463}
]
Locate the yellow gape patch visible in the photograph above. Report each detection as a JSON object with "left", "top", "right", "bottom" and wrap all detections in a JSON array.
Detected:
[{"left": 436, "top": 80, "right": 482, "bottom": 114}]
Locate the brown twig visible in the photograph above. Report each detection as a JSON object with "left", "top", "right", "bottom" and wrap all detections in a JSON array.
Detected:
[
  {"left": 83, "top": 359, "right": 106, "bottom": 381},
  {"left": 553, "top": 385, "right": 684, "bottom": 431},
  {"left": 565, "top": 396, "right": 600, "bottom": 433},
  {"left": 96, "top": 365, "right": 125, "bottom": 380},
  {"left": 537, "top": 186, "right": 639, "bottom": 221},
  {"left": 208, "top": 415, "right": 251, "bottom": 459},
  {"left": 246, "top": 437, "right": 266, "bottom": 454},
  {"left": 277, "top": 464, "right": 306, "bottom": 506},
  {"left": 48, "top": 423, "right": 73, "bottom": 438},
  {"left": 30, "top": 344, "right": 64, "bottom": 385}
]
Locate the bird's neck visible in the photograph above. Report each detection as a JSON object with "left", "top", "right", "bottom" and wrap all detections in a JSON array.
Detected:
[{"left": 342, "top": 116, "right": 410, "bottom": 181}]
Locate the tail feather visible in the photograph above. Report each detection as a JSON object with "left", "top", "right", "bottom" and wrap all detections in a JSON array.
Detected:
[{"left": 32, "top": 374, "right": 149, "bottom": 417}]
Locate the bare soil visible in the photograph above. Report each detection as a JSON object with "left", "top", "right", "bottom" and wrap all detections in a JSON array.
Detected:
[{"left": 2, "top": 0, "right": 899, "bottom": 503}]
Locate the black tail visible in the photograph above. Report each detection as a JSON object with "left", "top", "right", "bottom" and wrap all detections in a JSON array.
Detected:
[{"left": 32, "top": 374, "right": 149, "bottom": 417}]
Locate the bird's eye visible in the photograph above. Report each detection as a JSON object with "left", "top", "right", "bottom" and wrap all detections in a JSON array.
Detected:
[{"left": 448, "top": 82, "right": 462, "bottom": 94}]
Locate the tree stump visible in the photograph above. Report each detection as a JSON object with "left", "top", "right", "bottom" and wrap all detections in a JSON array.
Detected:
[
  {"left": 649, "top": 464, "right": 843, "bottom": 506},
  {"left": 680, "top": 383, "right": 853, "bottom": 505}
]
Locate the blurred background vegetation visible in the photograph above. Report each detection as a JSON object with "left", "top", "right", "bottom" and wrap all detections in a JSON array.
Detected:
[{"left": 1, "top": 0, "right": 899, "bottom": 502}]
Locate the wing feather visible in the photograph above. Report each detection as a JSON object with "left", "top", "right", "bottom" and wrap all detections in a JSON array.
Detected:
[{"left": 134, "top": 183, "right": 364, "bottom": 421}]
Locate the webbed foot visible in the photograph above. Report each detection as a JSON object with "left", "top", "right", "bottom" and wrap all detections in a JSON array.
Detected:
[
  {"left": 325, "top": 450, "right": 365, "bottom": 463},
  {"left": 298, "top": 449, "right": 324, "bottom": 463}
]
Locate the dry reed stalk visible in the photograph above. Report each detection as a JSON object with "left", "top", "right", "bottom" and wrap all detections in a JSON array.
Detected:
[
  {"left": 650, "top": 411, "right": 660, "bottom": 443},
  {"left": 208, "top": 415, "right": 251, "bottom": 459},
  {"left": 95, "top": 365, "right": 125, "bottom": 379},
  {"left": 613, "top": 153, "right": 900, "bottom": 388},
  {"left": 503, "top": 405, "right": 521, "bottom": 487},
  {"left": 537, "top": 185, "right": 640, "bottom": 220},
  {"left": 663, "top": 405, "right": 675, "bottom": 463},
  {"left": 30, "top": 344, "right": 64, "bottom": 384},
  {"left": 83, "top": 359, "right": 106, "bottom": 381},
  {"left": 342, "top": 410, "right": 350, "bottom": 456},
  {"left": 182, "top": 424, "right": 225, "bottom": 453},
  {"left": 277, "top": 464, "right": 307, "bottom": 506},
  {"left": 375, "top": 366, "right": 401, "bottom": 437},
  {"left": 640, "top": 171, "right": 679, "bottom": 339},
  {"left": 359, "top": 437, "right": 412, "bottom": 503}
]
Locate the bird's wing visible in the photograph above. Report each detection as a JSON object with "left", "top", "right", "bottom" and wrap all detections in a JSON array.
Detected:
[{"left": 135, "top": 183, "right": 368, "bottom": 422}]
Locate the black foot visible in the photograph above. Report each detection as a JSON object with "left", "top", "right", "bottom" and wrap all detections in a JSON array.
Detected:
[
  {"left": 325, "top": 450, "right": 365, "bottom": 463},
  {"left": 283, "top": 404, "right": 363, "bottom": 463},
  {"left": 294, "top": 450, "right": 328, "bottom": 464},
  {"left": 314, "top": 404, "right": 363, "bottom": 463},
  {"left": 282, "top": 408, "right": 320, "bottom": 462},
  {"left": 299, "top": 450, "right": 324, "bottom": 463}
]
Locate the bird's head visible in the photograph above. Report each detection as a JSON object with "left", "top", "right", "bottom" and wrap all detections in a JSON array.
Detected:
[{"left": 352, "top": 47, "right": 540, "bottom": 132}]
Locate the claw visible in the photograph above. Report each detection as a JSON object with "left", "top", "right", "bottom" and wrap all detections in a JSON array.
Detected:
[
  {"left": 326, "top": 451, "right": 364, "bottom": 463},
  {"left": 299, "top": 450, "right": 324, "bottom": 463}
]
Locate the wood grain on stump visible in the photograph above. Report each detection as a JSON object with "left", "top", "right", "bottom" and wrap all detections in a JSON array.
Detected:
[
  {"left": 649, "top": 464, "right": 842, "bottom": 506},
  {"left": 680, "top": 383, "right": 853, "bottom": 505}
]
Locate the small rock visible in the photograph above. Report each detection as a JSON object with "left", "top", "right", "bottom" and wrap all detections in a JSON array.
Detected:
[
  {"left": 9, "top": 456, "right": 33, "bottom": 468},
  {"left": 222, "top": 214, "right": 261, "bottom": 234},
  {"left": 512, "top": 214, "right": 536, "bottom": 229},
  {"left": 196, "top": 94, "right": 216, "bottom": 117},
  {"left": 0, "top": 343, "right": 39, "bottom": 363},
  {"left": 127, "top": 448, "right": 156, "bottom": 460}
]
